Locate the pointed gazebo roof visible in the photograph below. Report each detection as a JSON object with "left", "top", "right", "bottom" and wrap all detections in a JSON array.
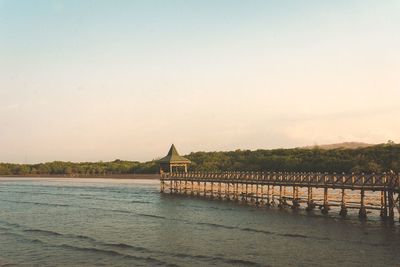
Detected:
[{"left": 159, "top": 144, "right": 191, "bottom": 164}]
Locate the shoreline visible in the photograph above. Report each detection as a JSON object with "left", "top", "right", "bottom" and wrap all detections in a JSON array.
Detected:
[{"left": 0, "top": 174, "right": 160, "bottom": 179}]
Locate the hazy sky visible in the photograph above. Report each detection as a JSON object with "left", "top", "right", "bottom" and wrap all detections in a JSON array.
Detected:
[{"left": 1, "top": 0, "right": 399, "bottom": 163}]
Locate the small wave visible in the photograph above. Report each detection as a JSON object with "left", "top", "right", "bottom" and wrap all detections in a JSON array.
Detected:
[
  {"left": 0, "top": 221, "right": 22, "bottom": 229},
  {"left": 18, "top": 229, "right": 174, "bottom": 265},
  {"left": 24, "top": 229, "right": 63, "bottom": 237},
  {"left": 196, "top": 222, "right": 236, "bottom": 230},
  {"left": 24, "top": 229, "right": 104, "bottom": 245},
  {"left": 280, "top": 233, "right": 308, "bottom": 239},
  {"left": 131, "top": 200, "right": 152, "bottom": 204},
  {"left": 225, "top": 258, "right": 265, "bottom": 266},
  {"left": 105, "top": 243, "right": 151, "bottom": 253},
  {"left": 367, "top": 242, "right": 391, "bottom": 247},
  {"left": 0, "top": 189, "right": 89, "bottom": 198},
  {"left": 136, "top": 213, "right": 166, "bottom": 219},
  {"left": 194, "top": 221, "right": 314, "bottom": 240},
  {"left": 69, "top": 234, "right": 98, "bottom": 242},
  {"left": 75, "top": 238, "right": 261, "bottom": 267},
  {"left": 58, "top": 244, "right": 174, "bottom": 266},
  {"left": 171, "top": 202, "right": 236, "bottom": 212},
  {"left": 79, "top": 196, "right": 152, "bottom": 204},
  {"left": 174, "top": 253, "right": 207, "bottom": 259},
  {"left": 0, "top": 262, "right": 19, "bottom": 267},
  {"left": 0, "top": 189, "right": 149, "bottom": 205},
  {"left": 30, "top": 239, "right": 45, "bottom": 244},
  {"left": 60, "top": 244, "right": 123, "bottom": 257},
  {"left": 172, "top": 252, "right": 263, "bottom": 266},
  {"left": 0, "top": 199, "right": 71, "bottom": 208},
  {"left": 108, "top": 209, "right": 132, "bottom": 214},
  {"left": 241, "top": 227, "right": 274, "bottom": 235},
  {"left": 75, "top": 206, "right": 166, "bottom": 220},
  {"left": 32, "top": 202, "right": 70, "bottom": 207}
]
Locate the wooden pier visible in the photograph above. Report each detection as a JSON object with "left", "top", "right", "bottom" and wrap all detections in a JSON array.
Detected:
[{"left": 160, "top": 171, "right": 400, "bottom": 221}]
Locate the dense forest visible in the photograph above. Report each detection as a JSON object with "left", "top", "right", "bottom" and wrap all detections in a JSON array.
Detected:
[
  {"left": 0, "top": 143, "right": 399, "bottom": 176},
  {"left": 186, "top": 143, "right": 400, "bottom": 173}
]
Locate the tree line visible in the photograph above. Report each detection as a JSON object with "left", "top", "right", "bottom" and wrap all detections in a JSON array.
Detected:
[
  {"left": 0, "top": 143, "right": 399, "bottom": 176},
  {"left": 0, "top": 159, "right": 159, "bottom": 176},
  {"left": 186, "top": 143, "right": 400, "bottom": 173}
]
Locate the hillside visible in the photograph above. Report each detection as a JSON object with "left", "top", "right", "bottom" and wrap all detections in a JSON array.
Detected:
[{"left": 301, "top": 142, "right": 375, "bottom": 150}]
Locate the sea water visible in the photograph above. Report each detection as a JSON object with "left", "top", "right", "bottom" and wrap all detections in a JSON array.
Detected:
[{"left": 0, "top": 178, "right": 399, "bottom": 267}]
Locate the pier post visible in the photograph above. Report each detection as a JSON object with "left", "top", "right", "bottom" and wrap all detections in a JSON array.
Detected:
[
  {"left": 278, "top": 186, "right": 283, "bottom": 208},
  {"left": 292, "top": 186, "right": 300, "bottom": 209},
  {"left": 283, "top": 186, "right": 287, "bottom": 206},
  {"left": 397, "top": 193, "right": 400, "bottom": 222},
  {"left": 245, "top": 183, "right": 249, "bottom": 202},
  {"left": 203, "top": 182, "right": 207, "bottom": 197},
  {"left": 381, "top": 190, "right": 388, "bottom": 219},
  {"left": 255, "top": 184, "right": 260, "bottom": 205},
  {"left": 359, "top": 189, "right": 367, "bottom": 219},
  {"left": 339, "top": 189, "right": 347, "bottom": 217},
  {"left": 271, "top": 186, "right": 275, "bottom": 206},
  {"left": 184, "top": 181, "right": 187, "bottom": 195},
  {"left": 260, "top": 184, "right": 264, "bottom": 205},
  {"left": 250, "top": 183, "right": 254, "bottom": 203},
  {"left": 398, "top": 191, "right": 400, "bottom": 223},
  {"left": 306, "top": 187, "right": 315, "bottom": 211},
  {"left": 321, "top": 188, "right": 329, "bottom": 214},
  {"left": 160, "top": 180, "right": 165, "bottom": 193},
  {"left": 388, "top": 190, "right": 395, "bottom": 221}
]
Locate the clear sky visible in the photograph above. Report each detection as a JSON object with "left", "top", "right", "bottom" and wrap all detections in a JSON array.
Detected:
[{"left": 1, "top": 0, "right": 399, "bottom": 163}]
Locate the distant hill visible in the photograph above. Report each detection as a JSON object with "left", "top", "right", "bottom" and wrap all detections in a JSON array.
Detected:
[{"left": 301, "top": 142, "right": 375, "bottom": 150}]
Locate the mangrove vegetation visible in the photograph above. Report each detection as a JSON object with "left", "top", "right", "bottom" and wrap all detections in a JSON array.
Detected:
[{"left": 0, "top": 143, "right": 399, "bottom": 176}]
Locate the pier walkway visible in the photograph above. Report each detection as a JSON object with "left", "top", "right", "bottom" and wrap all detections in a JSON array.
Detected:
[{"left": 160, "top": 171, "right": 400, "bottom": 221}]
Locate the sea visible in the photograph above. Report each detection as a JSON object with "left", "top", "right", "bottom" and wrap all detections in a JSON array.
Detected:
[{"left": 0, "top": 178, "right": 399, "bottom": 267}]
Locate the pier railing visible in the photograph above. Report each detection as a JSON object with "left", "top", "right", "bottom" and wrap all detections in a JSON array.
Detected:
[{"left": 161, "top": 172, "right": 400, "bottom": 192}]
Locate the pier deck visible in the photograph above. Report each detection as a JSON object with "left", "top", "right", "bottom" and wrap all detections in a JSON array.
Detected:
[{"left": 161, "top": 172, "right": 400, "bottom": 221}]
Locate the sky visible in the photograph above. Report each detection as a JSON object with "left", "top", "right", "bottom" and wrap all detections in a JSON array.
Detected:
[{"left": 1, "top": 0, "right": 400, "bottom": 163}]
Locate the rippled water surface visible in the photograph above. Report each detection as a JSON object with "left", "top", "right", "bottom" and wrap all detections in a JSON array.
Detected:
[{"left": 0, "top": 178, "right": 399, "bottom": 267}]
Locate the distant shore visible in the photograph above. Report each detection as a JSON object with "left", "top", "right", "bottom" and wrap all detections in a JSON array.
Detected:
[{"left": 0, "top": 174, "right": 160, "bottom": 179}]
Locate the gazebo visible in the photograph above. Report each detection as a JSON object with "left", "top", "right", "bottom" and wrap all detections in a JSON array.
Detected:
[{"left": 159, "top": 144, "right": 191, "bottom": 173}]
